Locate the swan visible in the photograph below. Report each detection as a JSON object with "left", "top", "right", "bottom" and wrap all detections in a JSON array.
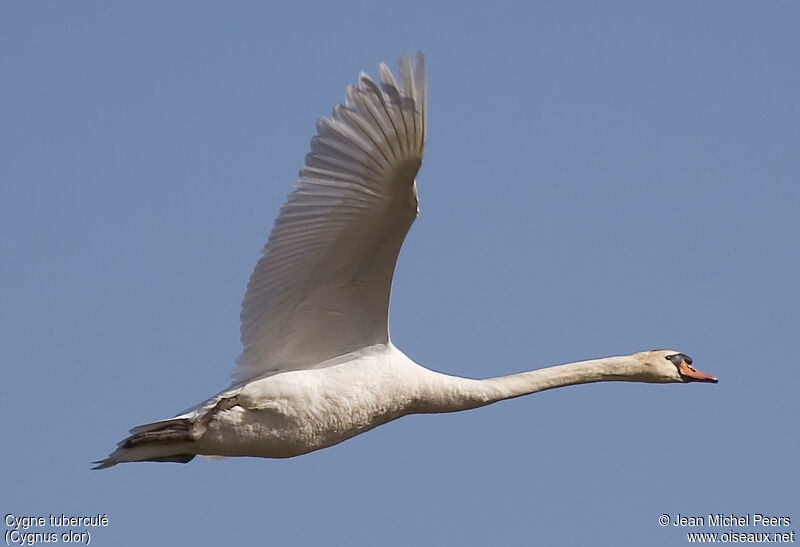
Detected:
[{"left": 94, "top": 53, "right": 717, "bottom": 469}]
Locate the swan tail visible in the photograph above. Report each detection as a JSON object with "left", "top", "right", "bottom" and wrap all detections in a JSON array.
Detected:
[
  {"left": 92, "top": 418, "right": 199, "bottom": 469},
  {"left": 93, "top": 395, "right": 240, "bottom": 470}
]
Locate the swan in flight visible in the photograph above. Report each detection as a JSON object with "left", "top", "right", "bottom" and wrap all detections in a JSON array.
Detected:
[{"left": 95, "top": 53, "right": 717, "bottom": 469}]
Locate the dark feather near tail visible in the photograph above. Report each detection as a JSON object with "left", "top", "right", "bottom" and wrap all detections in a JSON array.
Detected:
[
  {"left": 92, "top": 396, "right": 239, "bottom": 469},
  {"left": 120, "top": 420, "right": 196, "bottom": 448}
]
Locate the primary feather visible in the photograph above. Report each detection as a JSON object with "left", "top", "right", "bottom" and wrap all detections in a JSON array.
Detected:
[{"left": 235, "top": 53, "right": 426, "bottom": 383}]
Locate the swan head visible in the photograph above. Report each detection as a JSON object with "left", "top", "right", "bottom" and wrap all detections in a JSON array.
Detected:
[{"left": 636, "top": 350, "right": 718, "bottom": 383}]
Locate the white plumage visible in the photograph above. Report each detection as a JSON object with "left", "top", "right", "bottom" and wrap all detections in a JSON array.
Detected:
[
  {"left": 95, "top": 53, "right": 716, "bottom": 469},
  {"left": 236, "top": 54, "right": 425, "bottom": 382}
]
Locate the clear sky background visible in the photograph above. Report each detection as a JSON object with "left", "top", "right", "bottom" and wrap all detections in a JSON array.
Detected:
[{"left": 2, "top": 2, "right": 798, "bottom": 546}]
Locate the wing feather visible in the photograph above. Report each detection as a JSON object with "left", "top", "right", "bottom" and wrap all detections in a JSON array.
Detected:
[{"left": 234, "top": 54, "right": 426, "bottom": 382}]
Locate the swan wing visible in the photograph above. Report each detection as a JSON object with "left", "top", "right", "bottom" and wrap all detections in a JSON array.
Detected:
[{"left": 234, "top": 53, "right": 427, "bottom": 382}]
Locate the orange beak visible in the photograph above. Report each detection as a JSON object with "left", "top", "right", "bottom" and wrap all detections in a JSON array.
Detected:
[{"left": 679, "top": 360, "right": 718, "bottom": 383}]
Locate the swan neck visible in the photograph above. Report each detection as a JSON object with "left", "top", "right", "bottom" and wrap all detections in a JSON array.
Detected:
[{"left": 415, "top": 355, "right": 644, "bottom": 413}]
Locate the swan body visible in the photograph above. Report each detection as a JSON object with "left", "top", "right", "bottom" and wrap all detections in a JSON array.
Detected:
[{"left": 95, "top": 53, "right": 716, "bottom": 469}]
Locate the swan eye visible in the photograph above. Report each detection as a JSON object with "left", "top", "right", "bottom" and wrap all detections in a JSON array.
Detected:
[
  {"left": 666, "top": 354, "right": 683, "bottom": 366},
  {"left": 666, "top": 353, "right": 693, "bottom": 367}
]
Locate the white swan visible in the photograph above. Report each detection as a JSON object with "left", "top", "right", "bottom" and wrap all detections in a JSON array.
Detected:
[{"left": 95, "top": 53, "right": 717, "bottom": 469}]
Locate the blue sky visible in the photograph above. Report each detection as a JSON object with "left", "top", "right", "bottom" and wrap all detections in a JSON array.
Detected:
[{"left": 2, "top": 2, "right": 798, "bottom": 545}]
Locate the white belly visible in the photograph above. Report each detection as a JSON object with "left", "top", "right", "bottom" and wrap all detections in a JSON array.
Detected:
[{"left": 195, "top": 346, "right": 428, "bottom": 458}]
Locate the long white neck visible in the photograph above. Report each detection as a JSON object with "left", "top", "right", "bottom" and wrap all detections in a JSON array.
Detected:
[{"left": 414, "top": 355, "right": 659, "bottom": 414}]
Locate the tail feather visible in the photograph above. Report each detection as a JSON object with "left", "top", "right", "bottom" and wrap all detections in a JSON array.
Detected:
[
  {"left": 94, "top": 395, "right": 239, "bottom": 469},
  {"left": 128, "top": 416, "right": 195, "bottom": 436},
  {"left": 93, "top": 419, "right": 199, "bottom": 470},
  {"left": 92, "top": 450, "right": 196, "bottom": 470},
  {"left": 122, "top": 420, "right": 194, "bottom": 447}
]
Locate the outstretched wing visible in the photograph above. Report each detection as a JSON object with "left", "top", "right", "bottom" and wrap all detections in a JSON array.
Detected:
[{"left": 234, "top": 53, "right": 427, "bottom": 383}]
